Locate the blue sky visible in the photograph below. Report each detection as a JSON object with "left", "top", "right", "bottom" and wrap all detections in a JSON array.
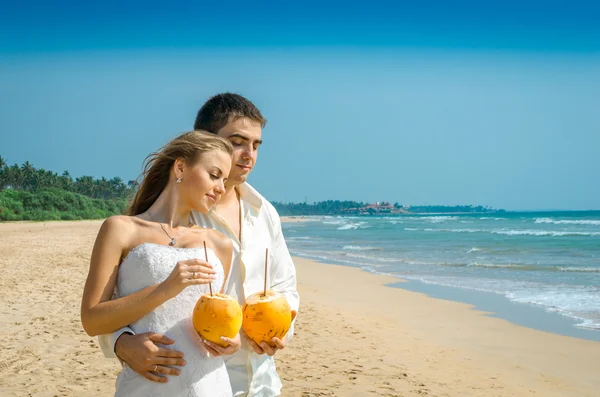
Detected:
[{"left": 1, "top": 1, "right": 599, "bottom": 210}]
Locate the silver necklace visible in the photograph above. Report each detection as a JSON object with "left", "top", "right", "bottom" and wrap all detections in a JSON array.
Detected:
[{"left": 148, "top": 210, "right": 193, "bottom": 246}]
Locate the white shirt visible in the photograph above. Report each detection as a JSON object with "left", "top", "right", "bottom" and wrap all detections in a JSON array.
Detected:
[{"left": 98, "top": 183, "right": 300, "bottom": 397}]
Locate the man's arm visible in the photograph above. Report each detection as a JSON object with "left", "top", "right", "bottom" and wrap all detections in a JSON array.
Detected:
[
  {"left": 244, "top": 205, "right": 299, "bottom": 356},
  {"left": 269, "top": 210, "right": 299, "bottom": 343},
  {"left": 98, "top": 328, "right": 134, "bottom": 359},
  {"left": 98, "top": 328, "right": 186, "bottom": 383},
  {"left": 265, "top": 204, "right": 300, "bottom": 341}
]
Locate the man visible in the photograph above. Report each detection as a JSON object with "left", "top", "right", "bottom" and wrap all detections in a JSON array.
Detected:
[{"left": 98, "top": 93, "right": 299, "bottom": 397}]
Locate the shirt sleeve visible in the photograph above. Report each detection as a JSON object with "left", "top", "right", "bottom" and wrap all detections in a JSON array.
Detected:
[
  {"left": 268, "top": 206, "right": 300, "bottom": 343},
  {"left": 98, "top": 327, "right": 135, "bottom": 359}
]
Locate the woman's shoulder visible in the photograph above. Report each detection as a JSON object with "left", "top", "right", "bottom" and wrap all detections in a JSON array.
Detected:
[
  {"left": 101, "top": 215, "right": 144, "bottom": 230},
  {"left": 97, "top": 215, "right": 146, "bottom": 244}
]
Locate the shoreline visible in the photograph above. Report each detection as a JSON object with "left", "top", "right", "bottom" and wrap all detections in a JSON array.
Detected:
[
  {"left": 279, "top": 256, "right": 600, "bottom": 396},
  {"left": 292, "top": 253, "right": 600, "bottom": 342},
  {"left": 394, "top": 278, "right": 600, "bottom": 342}
]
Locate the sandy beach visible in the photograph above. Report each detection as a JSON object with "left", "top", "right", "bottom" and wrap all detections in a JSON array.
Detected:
[{"left": 1, "top": 220, "right": 599, "bottom": 396}]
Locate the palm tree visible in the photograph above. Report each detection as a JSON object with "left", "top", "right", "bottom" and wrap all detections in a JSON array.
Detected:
[
  {"left": 75, "top": 176, "right": 95, "bottom": 197},
  {"left": 60, "top": 171, "right": 73, "bottom": 191},
  {"left": 7, "top": 164, "right": 23, "bottom": 190},
  {"left": 21, "top": 161, "right": 35, "bottom": 191},
  {"left": 109, "top": 177, "right": 125, "bottom": 198},
  {"left": 0, "top": 157, "right": 6, "bottom": 190}
]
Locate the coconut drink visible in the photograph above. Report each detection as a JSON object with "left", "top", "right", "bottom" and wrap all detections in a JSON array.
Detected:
[
  {"left": 242, "top": 248, "right": 293, "bottom": 346},
  {"left": 192, "top": 293, "right": 243, "bottom": 347},
  {"left": 191, "top": 241, "right": 242, "bottom": 347},
  {"left": 242, "top": 289, "right": 292, "bottom": 345}
]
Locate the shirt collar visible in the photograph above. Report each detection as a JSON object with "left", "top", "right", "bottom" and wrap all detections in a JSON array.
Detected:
[{"left": 236, "top": 182, "right": 263, "bottom": 211}]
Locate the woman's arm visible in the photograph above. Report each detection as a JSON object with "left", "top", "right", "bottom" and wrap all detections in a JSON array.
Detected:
[{"left": 80, "top": 217, "right": 216, "bottom": 336}]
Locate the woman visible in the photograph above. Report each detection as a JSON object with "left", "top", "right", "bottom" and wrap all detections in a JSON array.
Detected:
[{"left": 81, "top": 131, "right": 238, "bottom": 396}]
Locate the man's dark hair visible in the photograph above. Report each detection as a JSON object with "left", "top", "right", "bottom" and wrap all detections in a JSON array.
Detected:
[{"left": 194, "top": 93, "right": 267, "bottom": 133}]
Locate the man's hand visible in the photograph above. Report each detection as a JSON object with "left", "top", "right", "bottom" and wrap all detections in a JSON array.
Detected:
[
  {"left": 244, "top": 310, "right": 297, "bottom": 356},
  {"left": 202, "top": 333, "right": 241, "bottom": 357},
  {"left": 115, "top": 332, "right": 186, "bottom": 383}
]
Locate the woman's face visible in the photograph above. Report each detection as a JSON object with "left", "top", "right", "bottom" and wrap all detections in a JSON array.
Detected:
[{"left": 180, "top": 149, "right": 232, "bottom": 214}]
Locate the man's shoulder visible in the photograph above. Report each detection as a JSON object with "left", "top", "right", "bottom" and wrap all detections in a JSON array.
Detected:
[{"left": 243, "top": 183, "right": 280, "bottom": 220}]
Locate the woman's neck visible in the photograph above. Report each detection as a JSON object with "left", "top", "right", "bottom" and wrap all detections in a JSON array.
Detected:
[{"left": 145, "top": 185, "right": 191, "bottom": 228}]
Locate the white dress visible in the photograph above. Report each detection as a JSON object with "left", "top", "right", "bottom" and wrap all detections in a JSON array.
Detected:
[{"left": 114, "top": 242, "right": 233, "bottom": 397}]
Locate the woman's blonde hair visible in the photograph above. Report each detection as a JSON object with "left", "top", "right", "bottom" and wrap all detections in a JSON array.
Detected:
[{"left": 127, "top": 131, "right": 233, "bottom": 215}]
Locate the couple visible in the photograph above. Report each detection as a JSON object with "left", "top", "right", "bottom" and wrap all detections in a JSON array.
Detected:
[{"left": 80, "top": 93, "right": 299, "bottom": 397}]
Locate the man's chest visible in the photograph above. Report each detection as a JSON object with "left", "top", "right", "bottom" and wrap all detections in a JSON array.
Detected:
[{"left": 215, "top": 203, "right": 241, "bottom": 242}]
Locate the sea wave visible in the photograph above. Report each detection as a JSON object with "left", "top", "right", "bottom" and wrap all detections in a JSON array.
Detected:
[
  {"left": 396, "top": 216, "right": 459, "bottom": 223},
  {"left": 341, "top": 252, "right": 400, "bottom": 263},
  {"left": 425, "top": 216, "right": 459, "bottom": 223},
  {"left": 405, "top": 227, "right": 600, "bottom": 237},
  {"left": 535, "top": 218, "right": 600, "bottom": 226},
  {"left": 467, "top": 263, "right": 546, "bottom": 271},
  {"left": 435, "top": 261, "right": 600, "bottom": 273},
  {"left": 337, "top": 222, "right": 367, "bottom": 230},
  {"left": 322, "top": 220, "right": 346, "bottom": 225},
  {"left": 342, "top": 245, "right": 383, "bottom": 251},
  {"left": 558, "top": 267, "right": 600, "bottom": 273},
  {"left": 492, "top": 229, "right": 600, "bottom": 237},
  {"left": 397, "top": 274, "right": 600, "bottom": 331}
]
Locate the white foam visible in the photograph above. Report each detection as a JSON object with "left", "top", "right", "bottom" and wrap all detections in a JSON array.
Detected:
[
  {"left": 342, "top": 252, "right": 400, "bottom": 263},
  {"left": 535, "top": 218, "right": 600, "bottom": 226},
  {"left": 426, "top": 216, "right": 459, "bottom": 223},
  {"left": 395, "top": 216, "right": 459, "bottom": 223},
  {"left": 342, "top": 245, "right": 382, "bottom": 251},
  {"left": 406, "top": 227, "right": 600, "bottom": 237},
  {"left": 492, "top": 229, "right": 600, "bottom": 237},
  {"left": 575, "top": 318, "right": 600, "bottom": 330},
  {"left": 337, "top": 222, "right": 367, "bottom": 230},
  {"left": 558, "top": 267, "right": 600, "bottom": 273},
  {"left": 402, "top": 275, "right": 600, "bottom": 330},
  {"left": 468, "top": 263, "right": 529, "bottom": 269}
]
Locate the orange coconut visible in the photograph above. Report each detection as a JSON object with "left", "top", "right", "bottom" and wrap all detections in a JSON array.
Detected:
[
  {"left": 242, "top": 290, "right": 292, "bottom": 346},
  {"left": 192, "top": 293, "right": 242, "bottom": 347}
]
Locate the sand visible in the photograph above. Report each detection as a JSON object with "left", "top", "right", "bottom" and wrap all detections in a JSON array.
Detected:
[{"left": 0, "top": 220, "right": 599, "bottom": 396}]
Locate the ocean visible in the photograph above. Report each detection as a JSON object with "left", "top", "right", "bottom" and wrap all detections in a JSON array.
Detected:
[{"left": 282, "top": 211, "right": 600, "bottom": 335}]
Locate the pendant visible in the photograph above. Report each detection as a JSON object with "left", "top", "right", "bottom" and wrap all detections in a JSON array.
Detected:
[{"left": 169, "top": 238, "right": 176, "bottom": 246}]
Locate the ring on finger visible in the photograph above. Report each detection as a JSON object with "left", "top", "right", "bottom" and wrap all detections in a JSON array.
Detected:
[
  {"left": 153, "top": 364, "right": 158, "bottom": 372},
  {"left": 192, "top": 271, "right": 197, "bottom": 279}
]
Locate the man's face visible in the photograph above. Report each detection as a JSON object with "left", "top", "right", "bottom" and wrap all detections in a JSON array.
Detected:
[{"left": 216, "top": 116, "right": 262, "bottom": 186}]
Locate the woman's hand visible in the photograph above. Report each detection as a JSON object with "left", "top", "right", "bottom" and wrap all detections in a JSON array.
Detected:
[
  {"left": 202, "top": 333, "right": 242, "bottom": 357},
  {"left": 159, "top": 258, "right": 216, "bottom": 299}
]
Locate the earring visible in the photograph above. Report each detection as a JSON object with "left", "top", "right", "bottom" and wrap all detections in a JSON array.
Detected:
[{"left": 176, "top": 177, "right": 182, "bottom": 184}]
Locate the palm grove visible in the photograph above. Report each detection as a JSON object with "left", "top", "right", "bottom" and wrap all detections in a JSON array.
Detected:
[{"left": 0, "top": 156, "right": 138, "bottom": 221}]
